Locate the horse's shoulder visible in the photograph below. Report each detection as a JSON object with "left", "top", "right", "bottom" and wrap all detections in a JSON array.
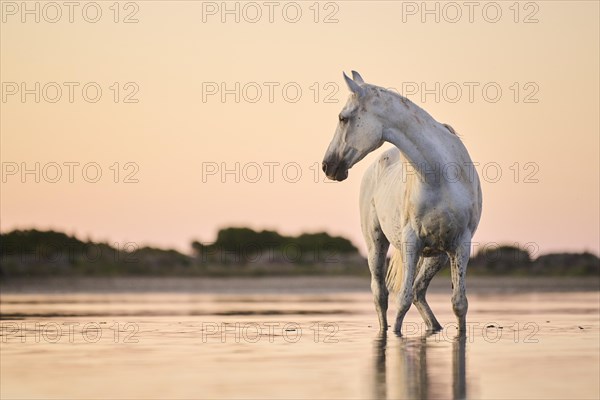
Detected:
[
  {"left": 362, "top": 148, "right": 400, "bottom": 191},
  {"left": 376, "top": 148, "right": 400, "bottom": 168}
]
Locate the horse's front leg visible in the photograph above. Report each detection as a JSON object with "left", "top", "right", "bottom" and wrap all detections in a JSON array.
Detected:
[
  {"left": 393, "top": 233, "right": 420, "bottom": 335},
  {"left": 366, "top": 230, "right": 390, "bottom": 332}
]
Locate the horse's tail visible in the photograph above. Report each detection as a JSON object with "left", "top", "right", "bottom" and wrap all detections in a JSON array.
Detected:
[{"left": 385, "top": 247, "right": 405, "bottom": 293}]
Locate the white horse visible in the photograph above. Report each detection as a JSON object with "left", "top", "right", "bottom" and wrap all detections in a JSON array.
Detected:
[{"left": 322, "top": 71, "right": 482, "bottom": 334}]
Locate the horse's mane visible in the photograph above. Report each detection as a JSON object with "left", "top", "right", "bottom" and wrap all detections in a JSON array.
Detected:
[
  {"left": 366, "top": 85, "right": 459, "bottom": 137},
  {"left": 442, "top": 123, "right": 458, "bottom": 135}
]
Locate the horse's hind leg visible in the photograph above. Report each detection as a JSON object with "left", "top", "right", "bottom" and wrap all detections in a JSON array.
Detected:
[
  {"left": 362, "top": 213, "right": 390, "bottom": 331},
  {"left": 450, "top": 233, "right": 472, "bottom": 333},
  {"left": 412, "top": 255, "right": 447, "bottom": 331}
]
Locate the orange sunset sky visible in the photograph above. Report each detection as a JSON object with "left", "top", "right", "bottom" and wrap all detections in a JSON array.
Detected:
[{"left": 1, "top": 1, "right": 598, "bottom": 256}]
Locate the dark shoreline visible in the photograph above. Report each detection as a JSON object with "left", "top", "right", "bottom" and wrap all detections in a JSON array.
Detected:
[{"left": 1, "top": 275, "right": 598, "bottom": 295}]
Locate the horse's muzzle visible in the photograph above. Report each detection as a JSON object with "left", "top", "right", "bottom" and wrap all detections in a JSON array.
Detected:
[{"left": 322, "top": 159, "right": 348, "bottom": 181}]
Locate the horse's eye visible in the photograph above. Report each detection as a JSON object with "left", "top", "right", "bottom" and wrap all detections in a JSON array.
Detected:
[{"left": 339, "top": 115, "right": 348, "bottom": 123}]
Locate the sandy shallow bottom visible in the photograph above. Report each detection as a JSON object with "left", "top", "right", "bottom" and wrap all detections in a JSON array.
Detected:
[{"left": 1, "top": 277, "right": 599, "bottom": 399}]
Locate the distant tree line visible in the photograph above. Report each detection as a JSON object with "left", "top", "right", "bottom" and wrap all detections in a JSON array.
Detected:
[
  {"left": 0, "top": 228, "right": 362, "bottom": 276},
  {"left": 191, "top": 227, "right": 359, "bottom": 264},
  {"left": 0, "top": 228, "right": 598, "bottom": 277},
  {"left": 468, "top": 245, "right": 599, "bottom": 276},
  {"left": 0, "top": 229, "right": 192, "bottom": 276}
]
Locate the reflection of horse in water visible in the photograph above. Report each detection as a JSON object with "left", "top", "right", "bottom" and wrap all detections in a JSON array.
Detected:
[{"left": 372, "top": 333, "right": 467, "bottom": 400}]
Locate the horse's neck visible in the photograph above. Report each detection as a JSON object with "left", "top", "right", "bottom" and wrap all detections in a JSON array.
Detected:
[{"left": 381, "top": 96, "right": 447, "bottom": 183}]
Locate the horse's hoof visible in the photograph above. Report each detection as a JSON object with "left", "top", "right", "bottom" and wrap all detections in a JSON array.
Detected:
[{"left": 393, "top": 325, "right": 403, "bottom": 336}]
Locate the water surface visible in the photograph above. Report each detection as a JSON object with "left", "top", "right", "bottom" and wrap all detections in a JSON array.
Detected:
[{"left": 1, "top": 277, "right": 598, "bottom": 399}]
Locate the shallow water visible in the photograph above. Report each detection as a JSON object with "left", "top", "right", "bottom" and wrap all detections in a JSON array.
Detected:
[{"left": 1, "top": 278, "right": 598, "bottom": 399}]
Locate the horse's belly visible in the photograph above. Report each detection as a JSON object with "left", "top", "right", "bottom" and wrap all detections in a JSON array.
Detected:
[
  {"left": 418, "top": 207, "right": 468, "bottom": 251},
  {"left": 374, "top": 192, "right": 468, "bottom": 252},
  {"left": 368, "top": 154, "right": 475, "bottom": 252}
]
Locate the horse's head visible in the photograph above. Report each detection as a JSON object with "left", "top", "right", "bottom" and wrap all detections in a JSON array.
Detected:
[{"left": 322, "top": 71, "right": 385, "bottom": 181}]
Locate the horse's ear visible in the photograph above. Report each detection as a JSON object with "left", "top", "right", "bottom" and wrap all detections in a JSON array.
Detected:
[
  {"left": 343, "top": 72, "right": 364, "bottom": 97},
  {"left": 351, "top": 70, "right": 364, "bottom": 84}
]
